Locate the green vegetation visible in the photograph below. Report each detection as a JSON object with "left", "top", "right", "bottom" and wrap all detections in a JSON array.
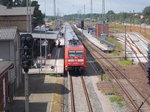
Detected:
[
  {"left": 143, "top": 6, "right": 150, "bottom": 24},
  {"left": 31, "top": 1, "right": 45, "bottom": 28},
  {"left": 100, "top": 74, "right": 112, "bottom": 82},
  {"left": 0, "top": 0, "right": 11, "bottom": 6},
  {"left": 117, "top": 58, "right": 133, "bottom": 66},
  {"left": 48, "top": 73, "right": 57, "bottom": 77},
  {"left": 107, "top": 37, "right": 123, "bottom": 56},
  {"left": 110, "top": 96, "right": 124, "bottom": 107},
  {"left": 63, "top": 6, "right": 150, "bottom": 25}
]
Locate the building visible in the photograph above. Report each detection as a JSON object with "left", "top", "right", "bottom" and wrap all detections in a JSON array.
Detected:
[
  {"left": 95, "top": 24, "right": 109, "bottom": 37},
  {"left": 0, "top": 5, "right": 34, "bottom": 32},
  {"left": 32, "top": 32, "right": 57, "bottom": 58},
  {"left": 0, "top": 27, "right": 21, "bottom": 90},
  {"left": 0, "top": 61, "right": 14, "bottom": 111}
]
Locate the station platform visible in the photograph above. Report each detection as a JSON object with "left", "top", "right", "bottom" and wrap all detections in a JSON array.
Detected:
[
  {"left": 74, "top": 25, "right": 115, "bottom": 52},
  {"left": 28, "top": 46, "right": 64, "bottom": 75}
]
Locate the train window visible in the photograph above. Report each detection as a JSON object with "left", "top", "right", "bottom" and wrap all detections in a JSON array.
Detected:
[
  {"left": 68, "top": 51, "right": 76, "bottom": 56},
  {"left": 68, "top": 51, "right": 83, "bottom": 56},
  {"left": 76, "top": 51, "right": 83, "bottom": 56}
]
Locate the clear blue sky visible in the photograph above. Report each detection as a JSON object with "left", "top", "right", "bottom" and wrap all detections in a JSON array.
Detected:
[{"left": 35, "top": 0, "right": 150, "bottom": 16}]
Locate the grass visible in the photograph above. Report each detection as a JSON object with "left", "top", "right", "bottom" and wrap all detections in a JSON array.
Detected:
[
  {"left": 100, "top": 74, "right": 112, "bottom": 82},
  {"left": 48, "top": 73, "right": 57, "bottom": 77},
  {"left": 110, "top": 96, "right": 124, "bottom": 107},
  {"left": 107, "top": 37, "right": 123, "bottom": 56},
  {"left": 107, "top": 37, "right": 133, "bottom": 66},
  {"left": 117, "top": 58, "right": 133, "bottom": 66}
]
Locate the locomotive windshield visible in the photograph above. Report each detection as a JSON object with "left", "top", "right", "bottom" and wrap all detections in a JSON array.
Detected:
[
  {"left": 68, "top": 51, "right": 76, "bottom": 56},
  {"left": 68, "top": 51, "right": 83, "bottom": 56},
  {"left": 76, "top": 51, "right": 83, "bottom": 56}
]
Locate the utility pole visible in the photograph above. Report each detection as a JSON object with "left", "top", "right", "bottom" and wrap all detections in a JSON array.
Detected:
[
  {"left": 26, "top": 0, "right": 32, "bottom": 33},
  {"left": 29, "top": 0, "right": 32, "bottom": 33},
  {"left": 129, "top": 11, "right": 132, "bottom": 32},
  {"left": 125, "top": 25, "right": 127, "bottom": 60},
  {"left": 133, "top": 10, "right": 135, "bottom": 27},
  {"left": 40, "top": 26, "right": 42, "bottom": 72},
  {"left": 90, "top": 0, "right": 93, "bottom": 14},
  {"left": 53, "top": 0, "right": 56, "bottom": 20},
  {"left": 84, "top": 4, "right": 85, "bottom": 14},
  {"left": 83, "top": 4, "right": 85, "bottom": 20},
  {"left": 26, "top": 0, "right": 29, "bottom": 33},
  {"left": 101, "top": 0, "right": 106, "bottom": 38},
  {"left": 44, "top": 0, "right": 47, "bottom": 64}
]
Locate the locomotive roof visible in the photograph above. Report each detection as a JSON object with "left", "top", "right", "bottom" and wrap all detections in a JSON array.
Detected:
[{"left": 65, "top": 24, "right": 82, "bottom": 47}]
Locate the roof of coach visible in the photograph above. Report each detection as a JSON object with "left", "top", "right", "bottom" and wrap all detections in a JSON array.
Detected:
[{"left": 65, "top": 24, "right": 82, "bottom": 47}]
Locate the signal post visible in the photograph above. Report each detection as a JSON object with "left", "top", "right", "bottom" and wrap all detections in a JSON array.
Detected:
[{"left": 20, "top": 34, "right": 33, "bottom": 112}]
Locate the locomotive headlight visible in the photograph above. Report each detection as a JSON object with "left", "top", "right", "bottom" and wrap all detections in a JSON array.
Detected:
[
  {"left": 78, "top": 59, "right": 84, "bottom": 62},
  {"left": 68, "top": 59, "right": 74, "bottom": 62}
]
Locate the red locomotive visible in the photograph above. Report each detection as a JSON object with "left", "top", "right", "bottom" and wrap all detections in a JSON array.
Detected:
[{"left": 64, "top": 24, "right": 86, "bottom": 72}]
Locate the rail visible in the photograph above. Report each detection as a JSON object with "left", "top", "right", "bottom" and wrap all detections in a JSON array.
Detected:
[
  {"left": 74, "top": 27, "right": 150, "bottom": 111},
  {"left": 68, "top": 71, "right": 93, "bottom": 112}
]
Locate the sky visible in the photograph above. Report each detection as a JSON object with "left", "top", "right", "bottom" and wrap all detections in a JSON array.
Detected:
[{"left": 35, "top": 0, "right": 150, "bottom": 16}]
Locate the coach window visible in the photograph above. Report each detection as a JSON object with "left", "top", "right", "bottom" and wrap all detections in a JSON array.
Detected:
[
  {"left": 68, "top": 51, "right": 76, "bottom": 56},
  {"left": 76, "top": 51, "right": 83, "bottom": 56}
]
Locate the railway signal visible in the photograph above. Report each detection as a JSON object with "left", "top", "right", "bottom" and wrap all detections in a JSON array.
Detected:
[
  {"left": 81, "top": 20, "right": 84, "bottom": 29},
  {"left": 21, "top": 34, "right": 33, "bottom": 72}
]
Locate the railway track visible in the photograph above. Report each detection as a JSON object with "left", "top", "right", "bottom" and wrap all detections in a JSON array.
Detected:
[
  {"left": 73, "top": 27, "right": 150, "bottom": 112},
  {"left": 126, "top": 37, "right": 148, "bottom": 74},
  {"left": 68, "top": 71, "right": 93, "bottom": 112},
  {"left": 131, "top": 32, "right": 149, "bottom": 46},
  {"left": 86, "top": 41, "right": 150, "bottom": 111},
  {"left": 68, "top": 72, "right": 75, "bottom": 112},
  {"left": 128, "top": 37, "right": 148, "bottom": 61},
  {"left": 116, "top": 33, "right": 147, "bottom": 72}
]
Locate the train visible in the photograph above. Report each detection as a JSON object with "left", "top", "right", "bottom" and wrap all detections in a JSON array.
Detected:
[{"left": 64, "top": 24, "right": 86, "bottom": 72}]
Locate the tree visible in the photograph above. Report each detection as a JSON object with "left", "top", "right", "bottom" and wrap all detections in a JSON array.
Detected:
[
  {"left": 143, "top": 6, "right": 150, "bottom": 24},
  {"left": 143, "top": 6, "right": 150, "bottom": 17},
  {"left": 0, "top": 0, "right": 12, "bottom": 7},
  {"left": 0, "top": 0, "right": 8, "bottom": 6},
  {"left": 31, "top": 1, "right": 45, "bottom": 28},
  {"left": 107, "top": 10, "right": 115, "bottom": 15}
]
